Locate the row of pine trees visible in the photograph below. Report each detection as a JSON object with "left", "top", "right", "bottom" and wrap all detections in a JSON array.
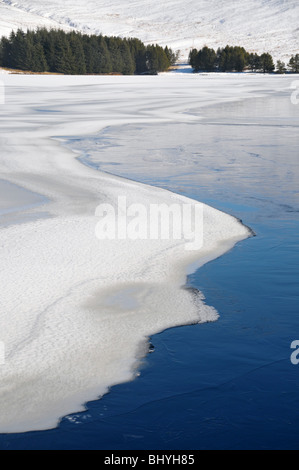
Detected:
[
  {"left": 0, "top": 28, "right": 296, "bottom": 76},
  {"left": 189, "top": 46, "right": 299, "bottom": 73},
  {"left": 0, "top": 28, "right": 178, "bottom": 75}
]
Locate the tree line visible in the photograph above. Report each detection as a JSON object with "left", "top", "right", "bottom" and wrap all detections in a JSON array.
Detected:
[
  {"left": 189, "top": 46, "right": 299, "bottom": 73},
  {"left": 0, "top": 28, "right": 179, "bottom": 75}
]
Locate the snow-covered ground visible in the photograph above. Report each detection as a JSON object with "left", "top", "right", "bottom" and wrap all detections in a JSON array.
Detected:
[
  {"left": 0, "top": 72, "right": 295, "bottom": 432},
  {"left": 0, "top": 0, "right": 298, "bottom": 61}
]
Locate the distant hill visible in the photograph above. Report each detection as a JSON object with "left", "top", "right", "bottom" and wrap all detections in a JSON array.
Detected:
[{"left": 0, "top": 0, "right": 298, "bottom": 60}]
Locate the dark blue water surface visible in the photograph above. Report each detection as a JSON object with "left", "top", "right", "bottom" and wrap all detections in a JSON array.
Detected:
[{"left": 1, "top": 91, "right": 299, "bottom": 450}]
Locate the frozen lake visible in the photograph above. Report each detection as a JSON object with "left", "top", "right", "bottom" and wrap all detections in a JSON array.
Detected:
[
  {"left": 67, "top": 90, "right": 299, "bottom": 214},
  {"left": 0, "top": 73, "right": 298, "bottom": 448}
]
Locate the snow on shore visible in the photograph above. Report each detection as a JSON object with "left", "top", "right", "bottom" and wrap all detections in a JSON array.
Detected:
[{"left": 0, "top": 73, "right": 293, "bottom": 432}]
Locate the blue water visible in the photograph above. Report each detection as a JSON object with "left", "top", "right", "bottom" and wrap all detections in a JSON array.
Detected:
[{"left": 1, "top": 91, "right": 298, "bottom": 450}]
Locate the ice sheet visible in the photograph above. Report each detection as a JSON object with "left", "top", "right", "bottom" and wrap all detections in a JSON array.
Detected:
[
  {"left": 0, "top": 73, "right": 293, "bottom": 432},
  {"left": 0, "top": 179, "right": 48, "bottom": 226}
]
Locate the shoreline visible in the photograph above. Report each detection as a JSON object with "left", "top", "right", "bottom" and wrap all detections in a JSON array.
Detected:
[{"left": 0, "top": 73, "right": 291, "bottom": 433}]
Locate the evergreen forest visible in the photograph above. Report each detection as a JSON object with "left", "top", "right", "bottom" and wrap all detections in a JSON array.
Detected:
[{"left": 0, "top": 28, "right": 179, "bottom": 74}]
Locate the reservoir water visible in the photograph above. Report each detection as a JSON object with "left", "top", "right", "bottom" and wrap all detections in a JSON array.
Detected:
[{"left": 1, "top": 90, "right": 298, "bottom": 450}]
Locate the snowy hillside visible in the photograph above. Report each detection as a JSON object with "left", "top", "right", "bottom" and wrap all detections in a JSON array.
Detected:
[
  {"left": 0, "top": 0, "right": 298, "bottom": 60},
  {"left": 0, "top": 1, "right": 72, "bottom": 38}
]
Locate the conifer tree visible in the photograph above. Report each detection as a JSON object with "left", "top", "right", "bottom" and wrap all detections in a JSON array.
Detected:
[
  {"left": 188, "top": 48, "right": 198, "bottom": 70},
  {"left": 288, "top": 54, "right": 299, "bottom": 73},
  {"left": 216, "top": 47, "right": 226, "bottom": 71},
  {"left": 164, "top": 46, "right": 179, "bottom": 66},
  {"left": 128, "top": 38, "right": 147, "bottom": 74},
  {"left": 53, "top": 33, "right": 75, "bottom": 74},
  {"left": 106, "top": 36, "right": 125, "bottom": 73},
  {"left": 196, "top": 46, "right": 217, "bottom": 71},
  {"left": 10, "top": 29, "right": 30, "bottom": 70},
  {"left": 39, "top": 28, "right": 56, "bottom": 72},
  {"left": 97, "top": 36, "right": 113, "bottom": 74},
  {"left": 69, "top": 33, "right": 86, "bottom": 74},
  {"left": 0, "top": 36, "right": 12, "bottom": 68},
  {"left": 146, "top": 44, "right": 170, "bottom": 72},
  {"left": 260, "top": 53, "right": 275, "bottom": 73},
  {"left": 119, "top": 40, "right": 135, "bottom": 74},
  {"left": 248, "top": 53, "right": 261, "bottom": 72},
  {"left": 276, "top": 60, "right": 286, "bottom": 74},
  {"left": 83, "top": 36, "right": 98, "bottom": 73},
  {"left": 234, "top": 49, "right": 246, "bottom": 72}
]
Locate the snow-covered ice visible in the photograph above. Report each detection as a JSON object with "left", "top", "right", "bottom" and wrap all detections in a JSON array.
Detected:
[
  {"left": 0, "top": 0, "right": 298, "bottom": 61},
  {"left": 0, "top": 72, "right": 295, "bottom": 432},
  {"left": 0, "top": 179, "right": 47, "bottom": 227}
]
